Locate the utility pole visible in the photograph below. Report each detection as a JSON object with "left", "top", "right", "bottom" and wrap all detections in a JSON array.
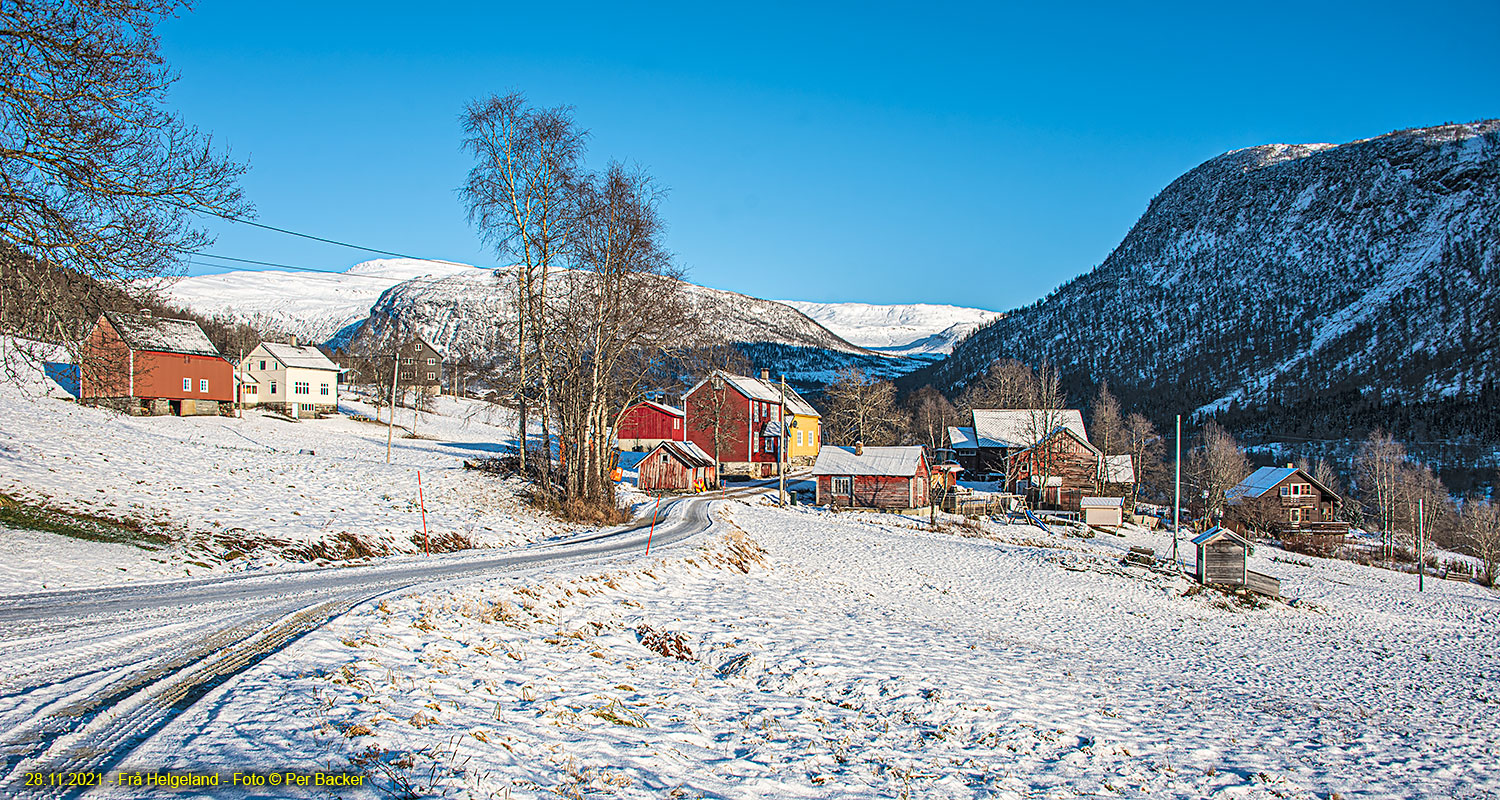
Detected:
[
  {"left": 1418, "top": 497, "right": 1425, "bottom": 592},
  {"left": 236, "top": 347, "right": 243, "bottom": 419},
  {"left": 779, "top": 374, "right": 787, "bottom": 506},
  {"left": 1172, "top": 413, "right": 1181, "bottom": 566},
  {"left": 386, "top": 350, "right": 399, "bottom": 464}
]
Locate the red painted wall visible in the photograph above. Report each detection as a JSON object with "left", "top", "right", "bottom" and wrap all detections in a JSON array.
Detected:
[
  {"left": 683, "top": 386, "right": 781, "bottom": 464},
  {"left": 80, "top": 316, "right": 233, "bottom": 402},
  {"left": 618, "top": 403, "right": 685, "bottom": 442}
]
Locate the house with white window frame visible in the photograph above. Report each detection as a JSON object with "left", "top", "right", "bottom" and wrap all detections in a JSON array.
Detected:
[{"left": 238, "top": 341, "right": 341, "bottom": 417}]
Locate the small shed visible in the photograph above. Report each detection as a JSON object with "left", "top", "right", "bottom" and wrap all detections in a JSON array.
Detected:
[
  {"left": 813, "top": 444, "right": 929, "bottom": 511},
  {"left": 638, "top": 440, "right": 717, "bottom": 493},
  {"left": 1080, "top": 496, "right": 1124, "bottom": 528},
  {"left": 1193, "top": 526, "right": 1281, "bottom": 597}
]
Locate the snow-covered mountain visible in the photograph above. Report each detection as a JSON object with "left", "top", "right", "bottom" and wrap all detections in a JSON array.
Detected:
[
  {"left": 164, "top": 259, "right": 482, "bottom": 343},
  {"left": 908, "top": 121, "right": 1500, "bottom": 439},
  {"left": 780, "top": 301, "right": 1002, "bottom": 356},
  {"left": 167, "top": 259, "right": 928, "bottom": 386}
]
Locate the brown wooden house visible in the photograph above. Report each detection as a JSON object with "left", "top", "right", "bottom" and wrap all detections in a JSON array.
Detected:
[
  {"left": 1226, "top": 465, "right": 1347, "bottom": 550},
  {"left": 812, "top": 444, "right": 930, "bottom": 511},
  {"left": 1010, "top": 426, "right": 1103, "bottom": 512},
  {"left": 637, "top": 440, "right": 717, "bottom": 492}
]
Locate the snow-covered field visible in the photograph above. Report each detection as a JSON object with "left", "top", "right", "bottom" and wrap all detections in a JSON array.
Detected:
[
  {"left": 104, "top": 498, "right": 1500, "bottom": 799},
  {"left": 0, "top": 359, "right": 576, "bottom": 593}
]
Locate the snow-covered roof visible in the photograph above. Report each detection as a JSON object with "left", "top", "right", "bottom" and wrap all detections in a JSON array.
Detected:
[
  {"left": 651, "top": 440, "right": 715, "bottom": 467},
  {"left": 971, "top": 409, "right": 1090, "bottom": 449},
  {"left": 1106, "top": 454, "right": 1135, "bottom": 484},
  {"left": 947, "top": 426, "right": 977, "bottom": 451},
  {"left": 812, "top": 445, "right": 926, "bottom": 477},
  {"left": 257, "top": 342, "right": 340, "bottom": 372},
  {"left": 1227, "top": 466, "right": 1340, "bottom": 503},
  {"left": 1192, "top": 526, "right": 1251, "bottom": 548},
  {"left": 684, "top": 370, "right": 821, "bottom": 418},
  {"left": 1080, "top": 496, "right": 1124, "bottom": 508},
  {"left": 637, "top": 400, "right": 684, "bottom": 418},
  {"left": 102, "top": 312, "right": 223, "bottom": 358}
]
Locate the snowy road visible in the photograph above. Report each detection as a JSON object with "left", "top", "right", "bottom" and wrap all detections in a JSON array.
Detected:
[{"left": 0, "top": 489, "right": 758, "bottom": 798}]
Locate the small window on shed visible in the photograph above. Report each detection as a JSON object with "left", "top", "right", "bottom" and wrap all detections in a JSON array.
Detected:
[
  {"left": 661, "top": 454, "right": 669, "bottom": 463},
  {"left": 832, "top": 476, "right": 851, "bottom": 495}
]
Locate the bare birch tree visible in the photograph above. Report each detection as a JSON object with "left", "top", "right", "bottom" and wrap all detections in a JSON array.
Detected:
[
  {"left": 959, "top": 359, "right": 1034, "bottom": 410},
  {"left": 1356, "top": 430, "right": 1406, "bottom": 559},
  {"left": 1089, "top": 380, "right": 1125, "bottom": 491},
  {"left": 461, "top": 93, "right": 585, "bottom": 482},
  {"left": 824, "top": 367, "right": 901, "bottom": 446},
  {"left": 903, "top": 385, "right": 957, "bottom": 451},
  {"left": 1461, "top": 498, "right": 1500, "bottom": 586},
  {"left": 1123, "top": 412, "right": 1165, "bottom": 510},
  {"left": 1, "top": 0, "right": 246, "bottom": 374},
  {"left": 1184, "top": 421, "right": 1248, "bottom": 522}
]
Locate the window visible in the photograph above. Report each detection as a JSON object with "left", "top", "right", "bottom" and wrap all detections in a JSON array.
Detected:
[
  {"left": 403, "top": 357, "right": 414, "bottom": 365},
  {"left": 294, "top": 381, "right": 310, "bottom": 395},
  {"left": 259, "top": 360, "right": 266, "bottom": 370},
  {"left": 1280, "top": 483, "right": 1311, "bottom": 497},
  {"left": 832, "top": 477, "right": 851, "bottom": 495},
  {"left": 320, "top": 383, "right": 330, "bottom": 396},
  {"left": 246, "top": 385, "right": 257, "bottom": 396},
  {"left": 426, "top": 372, "right": 436, "bottom": 381},
  {"left": 401, "top": 372, "right": 412, "bottom": 381},
  {"left": 270, "top": 380, "right": 277, "bottom": 394},
  {"left": 199, "top": 379, "right": 208, "bottom": 393},
  {"left": 426, "top": 357, "right": 435, "bottom": 365},
  {"left": 661, "top": 454, "right": 669, "bottom": 463},
  {"left": 182, "top": 377, "right": 192, "bottom": 391},
  {"left": 1290, "top": 507, "right": 1303, "bottom": 523},
  {"left": 673, "top": 418, "right": 680, "bottom": 430},
  {"left": 797, "top": 430, "right": 804, "bottom": 446}
]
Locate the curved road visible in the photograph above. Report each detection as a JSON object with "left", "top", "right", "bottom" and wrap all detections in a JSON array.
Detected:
[{"left": 0, "top": 485, "right": 772, "bottom": 798}]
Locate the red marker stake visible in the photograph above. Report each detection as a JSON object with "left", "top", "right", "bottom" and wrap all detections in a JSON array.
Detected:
[
  {"left": 646, "top": 493, "right": 662, "bottom": 556},
  {"left": 418, "top": 469, "right": 430, "bottom": 556}
]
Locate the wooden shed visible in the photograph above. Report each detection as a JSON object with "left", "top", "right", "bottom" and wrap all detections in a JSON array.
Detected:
[
  {"left": 1079, "top": 496, "right": 1124, "bottom": 527},
  {"left": 812, "top": 444, "right": 929, "bottom": 511},
  {"left": 1193, "top": 526, "right": 1280, "bottom": 597},
  {"left": 637, "top": 440, "right": 717, "bottom": 493}
]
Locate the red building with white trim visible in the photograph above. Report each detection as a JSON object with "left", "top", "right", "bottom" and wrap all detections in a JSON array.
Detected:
[
  {"left": 80, "top": 312, "right": 234, "bottom": 416},
  {"left": 617, "top": 401, "right": 686, "bottom": 450}
]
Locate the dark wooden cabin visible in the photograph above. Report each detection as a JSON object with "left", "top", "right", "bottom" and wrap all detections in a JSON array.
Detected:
[
  {"left": 637, "top": 440, "right": 717, "bottom": 492},
  {"left": 813, "top": 444, "right": 930, "bottom": 511}
]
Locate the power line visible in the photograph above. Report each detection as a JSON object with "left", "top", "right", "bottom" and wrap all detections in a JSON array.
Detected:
[{"left": 191, "top": 206, "right": 434, "bottom": 261}]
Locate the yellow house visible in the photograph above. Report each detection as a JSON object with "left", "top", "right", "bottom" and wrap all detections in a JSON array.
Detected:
[{"left": 780, "top": 390, "right": 822, "bottom": 464}]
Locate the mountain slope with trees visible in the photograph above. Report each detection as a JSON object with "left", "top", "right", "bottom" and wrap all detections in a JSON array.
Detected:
[{"left": 905, "top": 120, "right": 1500, "bottom": 472}]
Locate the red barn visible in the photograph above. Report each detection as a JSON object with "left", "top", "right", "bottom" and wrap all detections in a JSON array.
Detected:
[
  {"left": 683, "top": 370, "right": 818, "bottom": 478},
  {"left": 80, "top": 312, "right": 234, "bottom": 416},
  {"left": 637, "top": 440, "right": 717, "bottom": 492},
  {"left": 813, "top": 444, "right": 930, "bottom": 511},
  {"left": 617, "top": 401, "right": 686, "bottom": 450}
]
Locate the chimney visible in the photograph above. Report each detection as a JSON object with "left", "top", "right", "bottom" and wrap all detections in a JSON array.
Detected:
[
  {"left": 760, "top": 368, "right": 770, "bottom": 381},
  {"left": 1286, "top": 463, "right": 1294, "bottom": 469},
  {"left": 855, "top": 440, "right": 864, "bottom": 456},
  {"left": 290, "top": 335, "right": 298, "bottom": 348}
]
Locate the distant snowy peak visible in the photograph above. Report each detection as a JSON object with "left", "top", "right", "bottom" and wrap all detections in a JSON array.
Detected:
[
  {"left": 781, "top": 301, "right": 1002, "bottom": 355},
  {"left": 164, "top": 259, "right": 488, "bottom": 341}
]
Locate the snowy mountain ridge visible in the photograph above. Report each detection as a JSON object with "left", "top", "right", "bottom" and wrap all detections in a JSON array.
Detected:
[
  {"left": 780, "top": 300, "right": 1002, "bottom": 356},
  {"left": 908, "top": 120, "right": 1500, "bottom": 431}
]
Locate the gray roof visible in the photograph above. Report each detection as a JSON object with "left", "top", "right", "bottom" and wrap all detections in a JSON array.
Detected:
[
  {"left": 256, "top": 342, "right": 340, "bottom": 372},
  {"left": 684, "top": 370, "right": 821, "bottom": 418},
  {"left": 812, "top": 445, "right": 926, "bottom": 477},
  {"left": 652, "top": 440, "right": 715, "bottom": 467},
  {"left": 1192, "top": 526, "right": 1250, "bottom": 547},
  {"left": 1080, "top": 496, "right": 1123, "bottom": 508},
  {"left": 102, "top": 312, "right": 224, "bottom": 358},
  {"left": 971, "top": 409, "right": 1090, "bottom": 449},
  {"left": 1105, "top": 454, "right": 1135, "bottom": 484},
  {"left": 947, "top": 425, "right": 977, "bottom": 450}
]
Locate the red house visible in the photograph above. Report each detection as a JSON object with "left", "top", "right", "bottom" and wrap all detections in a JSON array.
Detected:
[
  {"left": 80, "top": 312, "right": 234, "bottom": 416},
  {"left": 637, "top": 440, "right": 717, "bottom": 492},
  {"left": 683, "top": 370, "right": 818, "bottom": 478},
  {"left": 617, "top": 400, "right": 686, "bottom": 450},
  {"left": 812, "top": 444, "right": 930, "bottom": 511}
]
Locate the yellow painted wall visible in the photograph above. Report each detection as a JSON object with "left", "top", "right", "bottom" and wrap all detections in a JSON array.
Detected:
[{"left": 786, "top": 413, "right": 821, "bottom": 459}]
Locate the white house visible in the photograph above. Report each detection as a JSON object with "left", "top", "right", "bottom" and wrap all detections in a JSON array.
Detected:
[{"left": 239, "top": 342, "right": 341, "bottom": 417}]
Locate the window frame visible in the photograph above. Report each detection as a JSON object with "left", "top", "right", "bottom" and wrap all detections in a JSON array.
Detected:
[{"left": 832, "top": 476, "right": 852, "bottom": 495}]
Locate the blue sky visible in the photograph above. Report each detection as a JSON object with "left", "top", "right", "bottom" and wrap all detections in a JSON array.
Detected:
[{"left": 160, "top": 1, "right": 1499, "bottom": 311}]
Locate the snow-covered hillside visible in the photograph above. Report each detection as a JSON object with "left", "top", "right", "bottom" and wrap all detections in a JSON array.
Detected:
[
  {"left": 782, "top": 300, "right": 1002, "bottom": 355},
  {"left": 113, "top": 498, "right": 1500, "bottom": 799},
  {"left": 163, "top": 259, "right": 484, "bottom": 342}
]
